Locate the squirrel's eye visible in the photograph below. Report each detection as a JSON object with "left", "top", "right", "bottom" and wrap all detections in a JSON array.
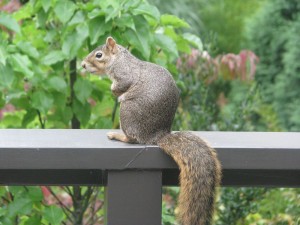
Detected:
[{"left": 95, "top": 52, "right": 102, "bottom": 59}]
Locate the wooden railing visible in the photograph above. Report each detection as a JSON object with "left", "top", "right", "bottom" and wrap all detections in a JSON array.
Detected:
[{"left": 0, "top": 129, "right": 299, "bottom": 225}]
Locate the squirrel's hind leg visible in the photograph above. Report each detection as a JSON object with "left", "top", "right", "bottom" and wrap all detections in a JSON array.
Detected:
[{"left": 107, "top": 132, "right": 136, "bottom": 143}]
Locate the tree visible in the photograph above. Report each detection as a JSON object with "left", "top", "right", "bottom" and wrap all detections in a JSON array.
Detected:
[{"left": 247, "top": 0, "right": 300, "bottom": 131}]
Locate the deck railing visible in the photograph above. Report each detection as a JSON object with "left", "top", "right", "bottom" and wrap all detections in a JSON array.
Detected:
[{"left": 0, "top": 129, "right": 299, "bottom": 225}]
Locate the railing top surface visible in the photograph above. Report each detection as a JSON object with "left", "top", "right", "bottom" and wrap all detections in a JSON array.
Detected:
[
  {"left": 0, "top": 129, "right": 299, "bottom": 149},
  {"left": 0, "top": 129, "right": 299, "bottom": 171}
]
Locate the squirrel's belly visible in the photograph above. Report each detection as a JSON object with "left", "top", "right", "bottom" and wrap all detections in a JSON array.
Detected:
[{"left": 119, "top": 100, "right": 173, "bottom": 145}]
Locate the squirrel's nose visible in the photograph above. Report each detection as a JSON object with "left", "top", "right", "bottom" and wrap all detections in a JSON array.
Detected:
[{"left": 81, "top": 61, "right": 86, "bottom": 69}]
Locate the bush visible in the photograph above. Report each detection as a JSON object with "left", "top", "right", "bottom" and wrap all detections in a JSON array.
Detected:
[{"left": 247, "top": 0, "right": 300, "bottom": 131}]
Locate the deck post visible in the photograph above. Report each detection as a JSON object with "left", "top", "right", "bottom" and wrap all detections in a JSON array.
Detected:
[{"left": 104, "top": 170, "right": 162, "bottom": 225}]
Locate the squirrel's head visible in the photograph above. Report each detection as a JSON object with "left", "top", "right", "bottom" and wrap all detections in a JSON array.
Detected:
[{"left": 81, "top": 37, "right": 118, "bottom": 75}]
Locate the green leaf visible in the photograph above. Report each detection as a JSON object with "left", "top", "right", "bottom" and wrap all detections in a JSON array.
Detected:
[
  {"left": 7, "top": 198, "right": 32, "bottom": 217},
  {"left": 36, "top": 9, "right": 48, "bottom": 28},
  {"left": 47, "top": 76, "right": 67, "bottom": 93},
  {"left": 17, "top": 41, "right": 40, "bottom": 59},
  {"left": 155, "top": 34, "right": 178, "bottom": 59},
  {"left": 9, "top": 53, "right": 33, "bottom": 78},
  {"left": 27, "top": 187, "right": 43, "bottom": 202},
  {"left": 0, "top": 92, "right": 5, "bottom": 108},
  {"left": 0, "top": 12, "right": 20, "bottom": 33},
  {"left": 41, "top": 0, "right": 51, "bottom": 12},
  {"left": 56, "top": 106, "right": 73, "bottom": 124},
  {"left": 183, "top": 33, "right": 203, "bottom": 51},
  {"left": 44, "top": 206, "right": 64, "bottom": 225},
  {"left": 22, "top": 108, "right": 37, "bottom": 128},
  {"left": 161, "top": 14, "right": 190, "bottom": 28},
  {"left": 0, "top": 64, "right": 14, "bottom": 88},
  {"left": 74, "top": 78, "right": 93, "bottom": 103},
  {"left": 87, "top": 8, "right": 105, "bottom": 19},
  {"left": 115, "top": 14, "right": 135, "bottom": 31},
  {"left": 76, "top": 22, "right": 89, "bottom": 41},
  {"left": 13, "top": 2, "right": 32, "bottom": 21},
  {"left": 72, "top": 98, "right": 91, "bottom": 126},
  {"left": 132, "top": 3, "right": 160, "bottom": 22},
  {"left": 42, "top": 50, "right": 65, "bottom": 65},
  {"left": 88, "top": 17, "right": 112, "bottom": 45},
  {"left": 31, "top": 91, "right": 53, "bottom": 114},
  {"left": 54, "top": 0, "right": 77, "bottom": 24},
  {"left": 69, "top": 11, "right": 85, "bottom": 26},
  {"left": 0, "top": 45, "right": 7, "bottom": 65},
  {"left": 24, "top": 216, "right": 41, "bottom": 225},
  {"left": 62, "top": 25, "right": 88, "bottom": 58},
  {"left": 133, "top": 16, "right": 151, "bottom": 59}
]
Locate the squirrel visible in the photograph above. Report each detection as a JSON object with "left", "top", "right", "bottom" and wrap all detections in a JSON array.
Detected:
[{"left": 82, "top": 37, "right": 222, "bottom": 225}]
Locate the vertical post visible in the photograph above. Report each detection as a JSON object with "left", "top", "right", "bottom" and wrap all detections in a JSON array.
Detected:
[{"left": 104, "top": 170, "right": 162, "bottom": 225}]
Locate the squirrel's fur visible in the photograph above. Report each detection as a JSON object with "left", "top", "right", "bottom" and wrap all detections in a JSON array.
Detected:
[{"left": 82, "top": 37, "right": 221, "bottom": 225}]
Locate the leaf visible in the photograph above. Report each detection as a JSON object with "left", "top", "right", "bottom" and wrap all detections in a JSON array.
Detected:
[
  {"left": 0, "top": 45, "right": 7, "bottom": 65},
  {"left": 54, "top": 0, "right": 77, "bottom": 24},
  {"left": 42, "top": 50, "right": 65, "bottom": 65},
  {"left": 9, "top": 53, "right": 33, "bottom": 78},
  {"left": 88, "top": 17, "right": 112, "bottom": 45},
  {"left": 72, "top": 98, "right": 91, "bottom": 126},
  {"left": 155, "top": 34, "right": 178, "bottom": 59},
  {"left": 104, "top": 5, "right": 120, "bottom": 23},
  {"left": 161, "top": 14, "right": 190, "bottom": 28},
  {"left": 115, "top": 14, "right": 135, "bottom": 31},
  {"left": 124, "top": 16, "right": 151, "bottom": 60},
  {"left": 24, "top": 216, "right": 41, "bottom": 225},
  {"left": 76, "top": 22, "right": 89, "bottom": 41},
  {"left": 87, "top": 8, "right": 105, "bottom": 19},
  {"left": 0, "top": 92, "right": 5, "bottom": 108},
  {"left": 17, "top": 41, "right": 40, "bottom": 59},
  {"left": 7, "top": 198, "right": 32, "bottom": 217},
  {"left": 27, "top": 187, "right": 43, "bottom": 202},
  {"left": 0, "top": 64, "right": 14, "bottom": 88},
  {"left": 69, "top": 11, "right": 85, "bottom": 26},
  {"left": 0, "top": 12, "right": 20, "bottom": 33},
  {"left": 74, "top": 78, "right": 93, "bottom": 104},
  {"left": 41, "top": 0, "right": 51, "bottom": 12},
  {"left": 132, "top": 2, "right": 160, "bottom": 22},
  {"left": 31, "top": 91, "right": 53, "bottom": 114},
  {"left": 133, "top": 16, "right": 151, "bottom": 59},
  {"left": 183, "top": 33, "right": 203, "bottom": 51},
  {"left": 47, "top": 76, "right": 67, "bottom": 93},
  {"left": 44, "top": 206, "right": 64, "bottom": 225},
  {"left": 22, "top": 108, "right": 37, "bottom": 127},
  {"left": 62, "top": 25, "right": 88, "bottom": 58}
]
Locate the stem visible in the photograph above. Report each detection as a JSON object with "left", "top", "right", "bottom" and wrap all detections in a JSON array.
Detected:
[
  {"left": 37, "top": 110, "right": 45, "bottom": 129},
  {"left": 69, "top": 58, "right": 80, "bottom": 129},
  {"left": 72, "top": 186, "right": 83, "bottom": 225},
  {"left": 112, "top": 98, "right": 118, "bottom": 122}
]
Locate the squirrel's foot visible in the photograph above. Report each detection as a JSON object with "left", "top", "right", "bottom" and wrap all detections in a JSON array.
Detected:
[{"left": 107, "top": 132, "right": 131, "bottom": 143}]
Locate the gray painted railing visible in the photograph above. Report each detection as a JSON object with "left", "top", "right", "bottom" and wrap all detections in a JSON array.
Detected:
[{"left": 0, "top": 129, "right": 300, "bottom": 225}]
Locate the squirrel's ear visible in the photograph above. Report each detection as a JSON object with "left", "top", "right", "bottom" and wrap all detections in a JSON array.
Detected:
[{"left": 106, "top": 37, "right": 117, "bottom": 54}]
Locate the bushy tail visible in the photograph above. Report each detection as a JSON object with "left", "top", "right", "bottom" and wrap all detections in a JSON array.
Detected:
[{"left": 158, "top": 132, "right": 221, "bottom": 225}]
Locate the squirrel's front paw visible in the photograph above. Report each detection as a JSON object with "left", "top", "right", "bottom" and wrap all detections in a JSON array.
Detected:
[{"left": 107, "top": 132, "right": 117, "bottom": 140}]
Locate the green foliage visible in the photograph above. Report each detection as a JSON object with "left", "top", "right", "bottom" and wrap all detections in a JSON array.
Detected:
[
  {"left": 0, "top": 0, "right": 200, "bottom": 130},
  {"left": 247, "top": 0, "right": 300, "bottom": 131},
  {"left": 0, "top": 186, "right": 65, "bottom": 225},
  {"left": 152, "top": 0, "right": 266, "bottom": 54},
  {"left": 216, "top": 187, "right": 267, "bottom": 225}
]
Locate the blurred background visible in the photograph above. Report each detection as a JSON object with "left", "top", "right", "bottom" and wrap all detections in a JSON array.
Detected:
[{"left": 0, "top": 0, "right": 299, "bottom": 224}]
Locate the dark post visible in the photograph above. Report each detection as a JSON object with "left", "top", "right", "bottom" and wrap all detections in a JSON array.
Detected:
[{"left": 104, "top": 170, "right": 162, "bottom": 225}]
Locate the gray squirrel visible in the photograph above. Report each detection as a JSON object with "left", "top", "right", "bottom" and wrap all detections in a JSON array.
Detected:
[{"left": 82, "top": 37, "right": 221, "bottom": 225}]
